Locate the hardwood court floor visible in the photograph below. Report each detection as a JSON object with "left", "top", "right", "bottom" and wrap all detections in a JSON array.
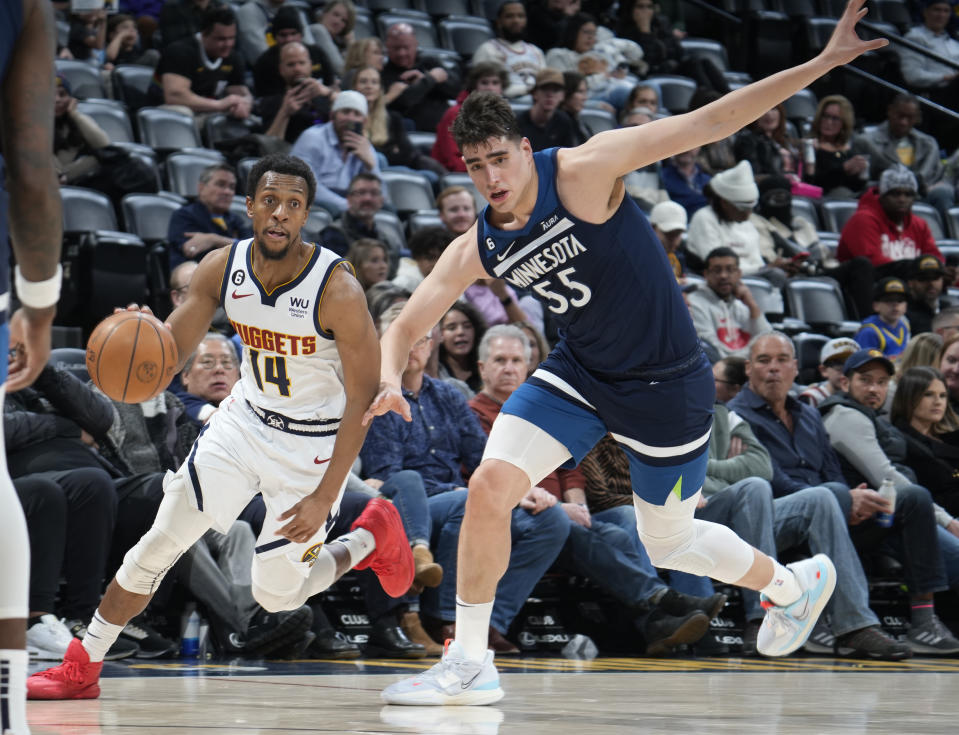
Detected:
[{"left": 27, "top": 655, "right": 959, "bottom": 735}]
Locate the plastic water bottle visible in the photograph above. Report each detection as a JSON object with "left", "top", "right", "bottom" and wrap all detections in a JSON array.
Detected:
[
  {"left": 876, "top": 477, "right": 896, "bottom": 528},
  {"left": 181, "top": 608, "right": 200, "bottom": 657},
  {"left": 562, "top": 634, "right": 598, "bottom": 660}
]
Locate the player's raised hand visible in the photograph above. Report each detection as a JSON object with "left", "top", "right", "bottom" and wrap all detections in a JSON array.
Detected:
[
  {"left": 820, "top": 0, "right": 887, "bottom": 68},
  {"left": 362, "top": 381, "right": 412, "bottom": 424}
]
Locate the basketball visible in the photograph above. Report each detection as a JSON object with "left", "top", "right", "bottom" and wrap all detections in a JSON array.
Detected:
[{"left": 86, "top": 311, "right": 179, "bottom": 403}]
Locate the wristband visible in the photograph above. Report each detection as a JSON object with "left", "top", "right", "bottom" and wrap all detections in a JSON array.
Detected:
[{"left": 15, "top": 264, "right": 62, "bottom": 309}]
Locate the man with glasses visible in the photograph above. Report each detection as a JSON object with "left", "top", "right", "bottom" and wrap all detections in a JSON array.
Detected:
[
  {"left": 838, "top": 164, "right": 943, "bottom": 282},
  {"left": 688, "top": 247, "right": 772, "bottom": 360},
  {"left": 167, "top": 163, "right": 251, "bottom": 272},
  {"left": 177, "top": 333, "right": 241, "bottom": 426}
]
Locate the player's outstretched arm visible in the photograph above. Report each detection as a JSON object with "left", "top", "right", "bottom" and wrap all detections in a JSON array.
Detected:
[
  {"left": 363, "top": 224, "right": 488, "bottom": 424},
  {"left": 277, "top": 266, "right": 380, "bottom": 543},
  {"left": 562, "top": 0, "right": 886, "bottom": 185},
  {"left": 165, "top": 248, "right": 231, "bottom": 372},
  {"left": 3, "top": 0, "right": 62, "bottom": 392}
]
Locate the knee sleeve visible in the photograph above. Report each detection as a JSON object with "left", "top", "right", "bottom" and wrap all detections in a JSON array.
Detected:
[
  {"left": 634, "top": 492, "right": 755, "bottom": 582},
  {"left": 250, "top": 555, "right": 310, "bottom": 613},
  {"left": 116, "top": 525, "right": 189, "bottom": 596}
]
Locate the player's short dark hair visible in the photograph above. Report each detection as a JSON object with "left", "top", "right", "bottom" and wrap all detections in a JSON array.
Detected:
[
  {"left": 452, "top": 91, "right": 522, "bottom": 150},
  {"left": 408, "top": 226, "right": 454, "bottom": 260},
  {"left": 201, "top": 6, "right": 237, "bottom": 33},
  {"left": 247, "top": 154, "right": 316, "bottom": 206},
  {"left": 705, "top": 246, "right": 739, "bottom": 268}
]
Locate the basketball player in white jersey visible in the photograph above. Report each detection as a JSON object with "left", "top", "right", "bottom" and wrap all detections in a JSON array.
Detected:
[
  {"left": 28, "top": 154, "right": 413, "bottom": 700},
  {"left": 1, "top": 0, "right": 63, "bottom": 732}
]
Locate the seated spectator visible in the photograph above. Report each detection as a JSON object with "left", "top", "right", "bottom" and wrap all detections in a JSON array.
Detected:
[
  {"left": 393, "top": 227, "right": 453, "bottom": 294},
  {"left": 347, "top": 238, "right": 390, "bottom": 293},
  {"left": 649, "top": 200, "right": 688, "bottom": 281},
  {"left": 66, "top": 7, "right": 107, "bottom": 65},
  {"left": 438, "top": 302, "right": 487, "bottom": 394},
  {"left": 687, "top": 247, "right": 772, "bottom": 360},
  {"left": 159, "top": 0, "right": 224, "bottom": 49},
  {"left": 360, "top": 316, "right": 568, "bottom": 655},
  {"left": 729, "top": 334, "right": 959, "bottom": 655},
  {"left": 799, "top": 337, "right": 859, "bottom": 407},
  {"left": 661, "top": 147, "right": 710, "bottom": 218},
  {"left": 837, "top": 164, "right": 942, "bottom": 281},
  {"left": 381, "top": 23, "right": 461, "bottom": 133},
  {"left": 149, "top": 6, "right": 253, "bottom": 121},
  {"left": 171, "top": 333, "right": 240, "bottom": 426},
  {"left": 892, "top": 366, "right": 959, "bottom": 518},
  {"left": 751, "top": 176, "right": 821, "bottom": 274},
  {"left": 938, "top": 333, "right": 959, "bottom": 412},
  {"left": 472, "top": 326, "right": 725, "bottom": 655},
  {"left": 432, "top": 63, "right": 511, "bottom": 173},
  {"left": 934, "top": 307, "right": 959, "bottom": 339},
  {"left": 260, "top": 41, "right": 334, "bottom": 144},
  {"left": 712, "top": 355, "right": 746, "bottom": 404},
  {"left": 907, "top": 254, "right": 952, "bottom": 335},
  {"left": 733, "top": 104, "right": 800, "bottom": 183},
  {"left": 352, "top": 65, "right": 447, "bottom": 180},
  {"left": 167, "top": 163, "right": 251, "bottom": 271},
  {"left": 526, "top": 0, "right": 574, "bottom": 53},
  {"left": 319, "top": 172, "right": 403, "bottom": 270},
  {"left": 290, "top": 90, "right": 380, "bottom": 215},
  {"left": 689, "top": 87, "right": 737, "bottom": 175},
  {"left": 854, "top": 94, "right": 955, "bottom": 220},
  {"left": 308, "top": 0, "right": 354, "bottom": 78},
  {"left": 620, "top": 107, "right": 668, "bottom": 204},
  {"left": 235, "top": 0, "right": 315, "bottom": 65},
  {"left": 560, "top": 71, "right": 593, "bottom": 147},
  {"left": 623, "top": 84, "right": 661, "bottom": 119},
  {"left": 512, "top": 320, "right": 550, "bottom": 376},
  {"left": 807, "top": 94, "right": 868, "bottom": 199},
  {"left": 855, "top": 277, "right": 911, "bottom": 361},
  {"left": 472, "top": 1, "right": 546, "bottom": 99},
  {"left": 341, "top": 36, "right": 387, "bottom": 92},
  {"left": 437, "top": 186, "right": 477, "bottom": 236},
  {"left": 104, "top": 13, "right": 158, "bottom": 69},
  {"left": 899, "top": 0, "right": 959, "bottom": 112},
  {"left": 517, "top": 68, "right": 578, "bottom": 152},
  {"left": 53, "top": 75, "right": 110, "bottom": 185},
  {"left": 252, "top": 7, "right": 335, "bottom": 99}
]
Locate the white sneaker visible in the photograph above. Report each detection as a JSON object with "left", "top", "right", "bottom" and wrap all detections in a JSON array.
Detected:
[
  {"left": 26, "top": 615, "right": 74, "bottom": 660},
  {"left": 757, "top": 554, "right": 836, "bottom": 657},
  {"left": 381, "top": 640, "right": 504, "bottom": 706}
]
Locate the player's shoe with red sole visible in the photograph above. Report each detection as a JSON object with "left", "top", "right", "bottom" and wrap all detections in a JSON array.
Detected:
[
  {"left": 351, "top": 497, "right": 414, "bottom": 597},
  {"left": 27, "top": 638, "right": 102, "bottom": 700}
]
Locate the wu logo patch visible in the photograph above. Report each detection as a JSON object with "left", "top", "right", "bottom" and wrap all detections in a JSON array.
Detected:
[{"left": 290, "top": 297, "right": 310, "bottom": 309}]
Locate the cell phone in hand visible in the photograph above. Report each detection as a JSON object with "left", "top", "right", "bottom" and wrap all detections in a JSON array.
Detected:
[
  {"left": 791, "top": 251, "right": 810, "bottom": 263},
  {"left": 349, "top": 121, "right": 363, "bottom": 135}
]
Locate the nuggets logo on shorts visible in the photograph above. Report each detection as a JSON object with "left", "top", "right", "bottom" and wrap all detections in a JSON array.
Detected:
[{"left": 301, "top": 542, "right": 323, "bottom": 567}]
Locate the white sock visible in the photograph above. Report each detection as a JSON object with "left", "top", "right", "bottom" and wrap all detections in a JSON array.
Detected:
[
  {"left": 454, "top": 596, "right": 493, "bottom": 662},
  {"left": 329, "top": 528, "right": 375, "bottom": 567},
  {"left": 81, "top": 611, "right": 124, "bottom": 663},
  {"left": 0, "top": 649, "right": 29, "bottom": 735},
  {"left": 760, "top": 561, "right": 801, "bottom": 607}
]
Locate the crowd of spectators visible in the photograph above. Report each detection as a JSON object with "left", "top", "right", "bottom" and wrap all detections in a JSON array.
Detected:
[{"left": 16, "top": 0, "right": 959, "bottom": 663}]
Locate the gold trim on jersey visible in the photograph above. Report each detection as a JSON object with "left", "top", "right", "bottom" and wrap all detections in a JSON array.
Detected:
[
  {"left": 315, "top": 260, "right": 355, "bottom": 335},
  {"left": 251, "top": 241, "right": 317, "bottom": 296}
]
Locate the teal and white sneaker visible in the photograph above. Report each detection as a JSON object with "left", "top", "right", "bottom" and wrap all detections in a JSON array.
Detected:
[
  {"left": 381, "top": 640, "right": 504, "bottom": 706},
  {"left": 757, "top": 554, "right": 837, "bottom": 657}
]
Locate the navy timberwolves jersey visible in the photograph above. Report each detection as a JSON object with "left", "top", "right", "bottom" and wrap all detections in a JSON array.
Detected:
[{"left": 476, "top": 148, "right": 698, "bottom": 374}]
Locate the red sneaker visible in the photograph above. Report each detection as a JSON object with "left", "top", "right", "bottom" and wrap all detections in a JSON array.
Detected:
[
  {"left": 350, "top": 497, "right": 414, "bottom": 597},
  {"left": 27, "top": 638, "right": 102, "bottom": 700}
]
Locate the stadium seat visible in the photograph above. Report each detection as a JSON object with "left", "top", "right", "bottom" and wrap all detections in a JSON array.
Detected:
[
  {"left": 60, "top": 186, "right": 118, "bottom": 233},
  {"left": 164, "top": 150, "right": 226, "bottom": 198},
  {"left": 947, "top": 208, "right": 959, "bottom": 240},
  {"left": 438, "top": 18, "right": 494, "bottom": 58},
  {"left": 228, "top": 195, "right": 248, "bottom": 224},
  {"left": 55, "top": 59, "right": 105, "bottom": 99},
  {"left": 381, "top": 171, "right": 436, "bottom": 215},
  {"left": 352, "top": 10, "right": 375, "bottom": 40},
  {"left": 203, "top": 114, "right": 259, "bottom": 148},
  {"left": 874, "top": 0, "right": 912, "bottom": 34},
  {"left": 121, "top": 193, "right": 183, "bottom": 244},
  {"left": 820, "top": 199, "right": 859, "bottom": 233},
  {"left": 365, "top": 0, "right": 413, "bottom": 9},
  {"left": 374, "top": 210, "right": 408, "bottom": 252},
  {"left": 76, "top": 99, "right": 135, "bottom": 144},
  {"left": 49, "top": 348, "right": 90, "bottom": 383},
  {"left": 137, "top": 107, "right": 202, "bottom": 151},
  {"left": 376, "top": 12, "right": 438, "bottom": 49},
  {"left": 236, "top": 157, "right": 259, "bottom": 196},
  {"left": 804, "top": 17, "right": 838, "bottom": 55},
  {"left": 87, "top": 232, "right": 152, "bottom": 330},
  {"left": 783, "top": 89, "right": 818, "bottom": 129},
  {"left": 407, "top": 210, "right": 444, "bottom": 236},
  {"left": 792, "top": 332, "right": 829, "bottom": 384},
  {"left": 911, "top": 202, "right": 946, "bottom": 241},
  {"left": 302, "top": 208, "right": 333, "bottom": 245},
  {"left": 816, "top": 0, "right": 846, "bottom": 17},
  {"left": 742, "top": 276, "right": 785, "bottom": 317},
  {"left": 111, "top": 64, "right": 155, "bottom": 110},
  {"left": 407, "top": 131, "right": 437, "bottom": 157},
  {"left": 644, "top": 76, "right": 698, "bottom": 114},
  {"left": 679, "top": 38, "right": 730, "bottom": 73},
  {"left": 776, "top": 0, "right": 816, "bottom": 18},
  {"left": 579, "top": 107, "right": 617, "bottom": 136},
  {"left": 784, "top": 276, "right": 860, "bottom": 336},
  {"left": 51, "top": 326, "right": 84, "bottom": 349},
  {"left": 414, "top": 0, "right": 479, "bottom": 17},
  {"left": 746, "top": 10, "right": 793, "bottom": 76},
  {"left": 791, "top": 196, "right": 822, "bottom": 230},
  {"left": 439, "top": 172, "right": 488, "bottom": 210}
]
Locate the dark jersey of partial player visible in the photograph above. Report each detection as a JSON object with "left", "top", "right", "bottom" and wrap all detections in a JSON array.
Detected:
[
  {"left": 0, "top": 0, "right": 24, "bottom": 321},
  {"left": 476, "top": 148, "right": 698, "bottom": 375}
]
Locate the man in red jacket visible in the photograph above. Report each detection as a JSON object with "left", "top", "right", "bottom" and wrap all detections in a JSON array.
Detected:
[{"left": 837, "top": 164, "right": 943, "bottom": 282}]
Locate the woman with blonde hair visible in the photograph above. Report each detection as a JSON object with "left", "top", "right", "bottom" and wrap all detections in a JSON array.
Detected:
[
  {"left": 310, "top": 0, "right": 355, "bottom": 76},
  {"left": 883, "top": 332, "right": 943, "bottom": 412},
  {"left": 807, "top": 94, "right": 869, "bottom": 198}
]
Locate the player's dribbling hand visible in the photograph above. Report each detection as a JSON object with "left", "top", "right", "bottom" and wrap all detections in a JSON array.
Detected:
[
  {"left": 114, "top": 303, "right": 174, "bottom": 332},
  {"left": 276, "top": 493, "right": 332, "bottom": 544},
  {"left": 362, "top": 382, "right": 412, "bottom": 424},
  {"left": 5, "top": 305, "right": 55, "bottom": 392}
]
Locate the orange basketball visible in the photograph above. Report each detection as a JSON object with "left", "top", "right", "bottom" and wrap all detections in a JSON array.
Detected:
[{"left": 86, "top": 311, "right": 179, "bottom": 403}]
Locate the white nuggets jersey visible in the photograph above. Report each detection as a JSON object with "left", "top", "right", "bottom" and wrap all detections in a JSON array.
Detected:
[{"left": 220, "top": 238, "right": 349, "bottom": 426}]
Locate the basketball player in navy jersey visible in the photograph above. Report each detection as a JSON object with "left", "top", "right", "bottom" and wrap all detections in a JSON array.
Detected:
[
  {"left": 29, "top": 154, "right": 414, "bottom": 701},
  {"left": 368, "top": 0, "right": 887, "bottom": 706},
  {"left": 1, "top": 0, "right": 64, "bottom": 732}
]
